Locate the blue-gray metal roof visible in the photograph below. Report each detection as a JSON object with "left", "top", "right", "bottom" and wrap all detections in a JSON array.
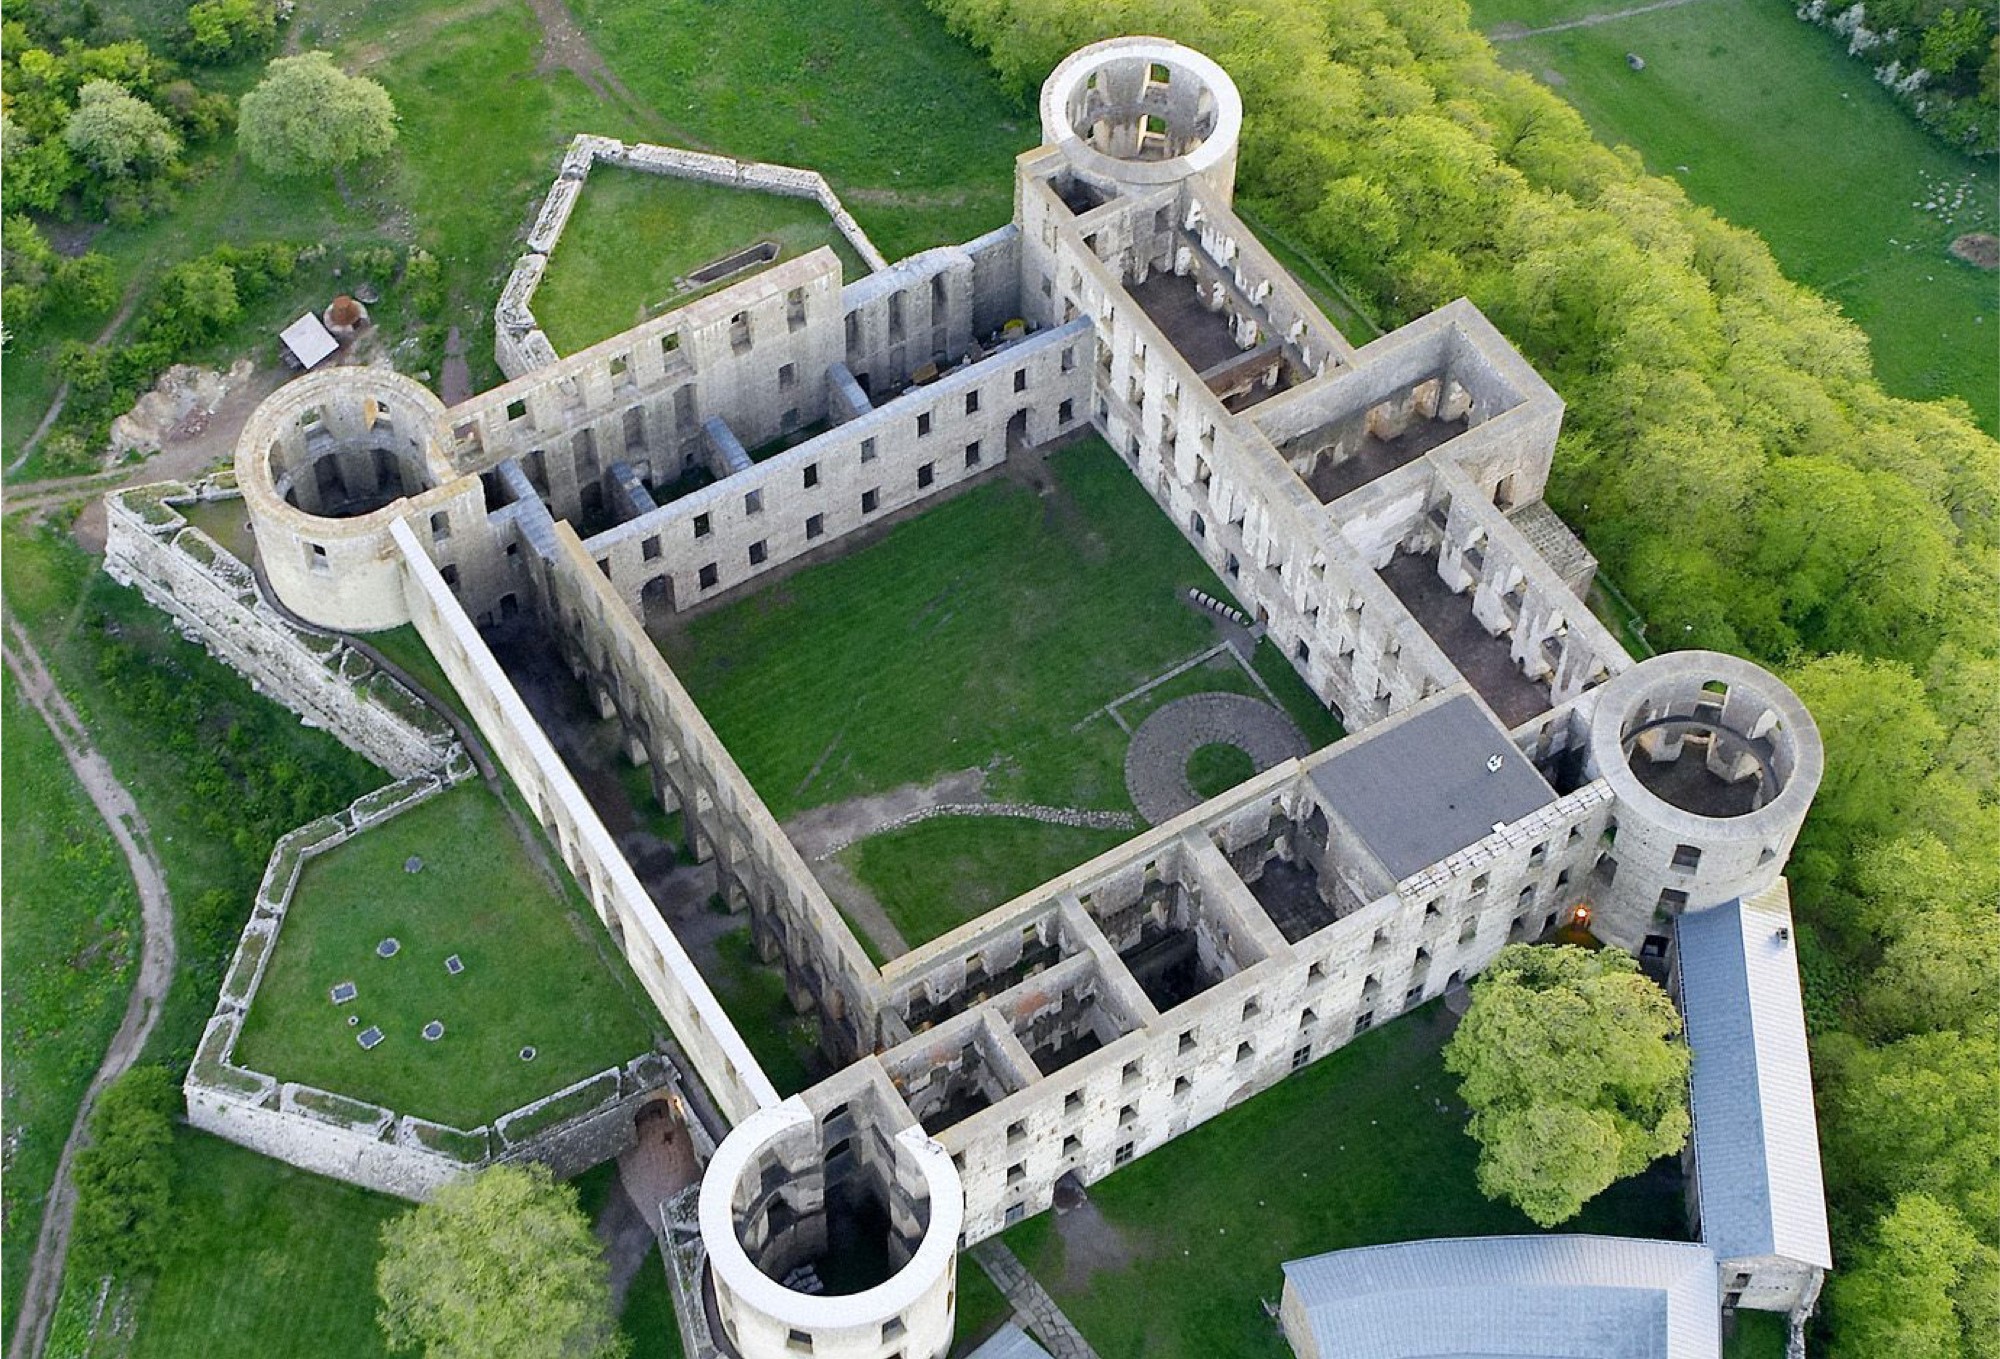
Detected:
[
  {"left": 1676, "top": 889, "right": 1833, "bottom": 1270},
  {"left": 1308, "top": 693, "right": 1555, "bottom": 881},
  {"left": 1281, "top": 1235, "right": 1720, "bottom": 1359},
  {"left": 964, "top": 1322, "right": 1053, "bottom": 1359}
]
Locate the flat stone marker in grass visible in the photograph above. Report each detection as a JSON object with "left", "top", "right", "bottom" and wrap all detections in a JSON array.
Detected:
[
  {"left": 358, "top": 1026, "right": 385, "bottom": 1050},
  {"left": 330, "top": 981, "right": 358, "bottom": 1004},
  {"left": 444, "top": 954, "right": 465, "bottom": 975},
  {"left": 404, "top": 855, "right": 423, "bottom": 873},
  {"left": 422, "top": 1021, "right": 445, "bottom": 1042},
  {"left": 520, "top": 1046, "right": 537, "bottom": 1062},
  {"left": 376, "top": 937, "right": 400, "bottom": 958}
]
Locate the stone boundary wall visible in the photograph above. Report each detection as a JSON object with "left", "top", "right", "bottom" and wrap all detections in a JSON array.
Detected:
[
  {"left": 185, "top": 773, "right": 676, "bottom": 1199},
  {"left": 498, "top": 133, "right": 889, "bottom": 378},
  {"left": 102, "top": 478, "right": 461, "bottom": 779}
]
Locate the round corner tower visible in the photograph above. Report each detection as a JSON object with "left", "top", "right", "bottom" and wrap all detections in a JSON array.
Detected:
[
  {"left": 236, "top": 367, "right": 466, "bottom": 632},
  {"left": 699, "top": 1098, "right": 964, "bottom": 1359},
  {"left": 1037, "top": 36, "right": 1244, "bottom": 204},
  {"left": 1582, "top": 651, "right": 1823, "bottom": 950}
]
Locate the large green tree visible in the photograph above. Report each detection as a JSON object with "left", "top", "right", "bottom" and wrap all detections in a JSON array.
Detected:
[
  {"left": 237, "top": 51, "right": 394, "bottom": 179},
  {"left": 1443, "top": 945, "right": 1690, "bottom": 1227},
  {"left": 376, "top": 1164, "right": 626, "bottom": 1359},
  {"left": 63, "top": 80, "right": 180, "bottom": 178}
]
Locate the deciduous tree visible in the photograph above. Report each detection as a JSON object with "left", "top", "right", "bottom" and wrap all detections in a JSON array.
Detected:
[
  {"left": 63, "top": 80, "right": 180, "bottom": 177},
  {"left": 1444, "top": 945, "right": 1689, "bottom": 1227},
  {"left": 376, "top": 1164, "right": 626, "bottom": 1359},
  {"left": 237, "top": 52, "right": 395, "bottom": 179}
]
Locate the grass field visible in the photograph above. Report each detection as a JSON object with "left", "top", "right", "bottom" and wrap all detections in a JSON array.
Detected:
[
  {"left": 0, "top": 522, "right": 382, "bottom": 1075},
  {"left": 709, "top": 925, "right": 821, "bottom": 1098},
  {"left": 0, "top": 676, "right": 141, "bottom": 1337},
  {"left": 110, "top": 1130, "right": 400, "bottom": 1359},
  {"left": 535, "top": 170, "right": 868, "bottom": 354},
  {"left": 660, "top": 440, "right": 1236, "bottom": 821},
  {"left": 232, "top": 783, "right": 659, "bottom": 1128},
  {"left": 999, "top": 1002, "right": 1689, "bottom": 1359},
  {"left": 566, "top": 0, "right": 1036, "bottom": 260},
  {"left": 842, "top": 818, "right": 1134, "bottom": 947},
  {"left": 1472, "top": 0, "right": 1998, "bottom": 431},
  {"left": 621, "top": 1245, "right": 688, "bottom": 1359}
]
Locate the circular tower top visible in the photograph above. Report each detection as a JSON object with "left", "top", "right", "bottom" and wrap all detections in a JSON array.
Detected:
[{"left": 1039, "top": 37, "right": 1243, "bottom": 192}]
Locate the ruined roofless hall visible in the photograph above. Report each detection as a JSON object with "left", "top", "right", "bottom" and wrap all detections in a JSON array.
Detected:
[{"left": 195, "top": 34, "right": 1827, "bottom": 1359}]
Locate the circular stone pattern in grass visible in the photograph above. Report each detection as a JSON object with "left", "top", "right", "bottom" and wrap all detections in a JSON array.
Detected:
[{"left": 1186, "top": 742, "right": 1256, "bottom": 800}]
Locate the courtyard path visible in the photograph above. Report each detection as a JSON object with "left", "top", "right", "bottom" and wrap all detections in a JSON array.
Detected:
[
  {"left": 969, "top": 1240, "right": 1104, "bottom": 1359},
  {"left": 3, "top": 613, "right": 178, "bottom": 1359},
  {"left": 1488, "top": 0, "right": 1710, "bottom": 40}
]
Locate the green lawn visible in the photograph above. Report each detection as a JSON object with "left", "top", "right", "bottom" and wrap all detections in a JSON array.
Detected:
[
  {"left": 1725, "top": 1310, "right": 1790, "bottom": 1359},
  {"left": 1187, "top": 743, "right": 1256, "bottom": 800},
  {"left": 842, "top": 818, "right": 1134, "bottom": 948},
  {"left": 1473, "top": 0, "right": 1998, "bottom": 431},
  {"left": 661, "top": 440, "right": 1238, "bottom": 821},
  {"left": 535, "top": 170, "right": 868, "bottom": 354},
  {"left": 566, "top": 0, "right": 1037, "bottom": 260},
  {"left": 948, "top": 1254, "right": 1016, "bottom": 1357},
  {"left": 708, "top": 925, "right": 820, "bottom": 1098},
  {"left": 117, "top": 1130, "right": 400, "bottom": 1359},
  {"left": 1001, "top": 1002, "right": 1688, "bottom": 1359},
  {"left": 231, "top": 782, "right": 658, "bottom": 1128},
  {"left": 0, "top": 676, "right": 141, "bottom": 1337},
  {"left": 622, "top": 1245, "right": 688, "bottom": 1359}
]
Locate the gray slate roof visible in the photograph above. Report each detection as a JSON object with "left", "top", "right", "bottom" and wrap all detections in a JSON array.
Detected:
[
  {"left": 1676, "top": 890, "right": 1833, "bottom": 1270},
  {"left": 964, "top": 1322, "right": 1054, "bottom": 1359},
  {"left": 1281, "top": 1234, "right": 1720, "bottom": 1359},
  {"left": 1309, "top": 693, "right": 1555, "bottom": 881}
]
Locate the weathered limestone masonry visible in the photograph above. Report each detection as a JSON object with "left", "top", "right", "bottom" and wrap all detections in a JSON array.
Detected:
[
  {"left": 183, "top": 775, "right": 678, "bottom": 1199},
  {"left": 496, "top": 134, "right": 892, "bottom": 378},
  {"left": 102, "top": 478, "right": 459, "bottom": 779},
  {"left": 120, "top": 34, "right": 1832, "bottom": 1359}
]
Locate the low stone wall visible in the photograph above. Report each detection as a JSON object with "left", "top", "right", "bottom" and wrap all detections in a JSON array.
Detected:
[
  {"left": 497, "top": 133, "right": 889, "bottom": 378},
  {"left": 102, "top": 478, "right": 462, "bottom": 780},
  {"left": 185, "top": 776, "right": 678, "bottom": 1199}
]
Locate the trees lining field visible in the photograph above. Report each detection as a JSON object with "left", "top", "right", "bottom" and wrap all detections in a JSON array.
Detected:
[
  {"left": 931, "top": 1, "right": 1999, "bottom": 1352},
  {"left": 1475, "top": 0, "right": 1998, "bottom": 431}
]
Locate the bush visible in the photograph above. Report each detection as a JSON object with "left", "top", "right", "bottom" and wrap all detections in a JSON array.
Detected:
[
  {"left": 175, "top": 0, "right": 277, "bottom": 66},
  {"left": 70, "top": 1065, "right": 178, "bottom": 1279}
]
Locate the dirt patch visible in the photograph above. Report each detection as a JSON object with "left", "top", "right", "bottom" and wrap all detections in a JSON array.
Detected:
[
  {"left": 1949, "top": 232, "right": 1999, "bottom": 269},
  {"left": 1051, "top": 1198, "right": 1137, "bottom": 1293}
]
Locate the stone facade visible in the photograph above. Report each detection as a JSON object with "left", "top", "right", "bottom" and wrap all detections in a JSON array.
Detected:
[{"left": 123, "top": 34, "right": 1831, "bottom": 1359}]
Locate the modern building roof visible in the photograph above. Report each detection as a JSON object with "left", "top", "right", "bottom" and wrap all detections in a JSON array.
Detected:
[
  {"left": 1281, "top": 1234, "right": 1721, "bottom": 1359},
  {"left": 1308, "top": 692, "right": 1556, "bottom": 881},
  {"left": 279, "top": 313, "right": 338, "bottom": 370},
  {"left": 1676, "top": 887, "right": 1832, "bottom": 1270},
  {"left": 963, "top": 1323, "right": 1054, "bottom": 1359}
]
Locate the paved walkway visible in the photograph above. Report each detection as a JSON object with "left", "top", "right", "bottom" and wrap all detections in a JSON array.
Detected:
[
  {"left": 970, "top": 1240, "right": 1103, "bottom": 1359},
  {"left": 1123, "top": 693, "right": 1309, "bottom": 826},
  {"left": 3, "top": 613, "right": 178, "bottom": 1359}
]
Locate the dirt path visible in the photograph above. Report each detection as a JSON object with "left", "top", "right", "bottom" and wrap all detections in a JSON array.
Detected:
[
  {"left": 3, "top": 613, "right": 178, "bottom": 1359},
  {"left": 1488, "top": 0, "right": 1709, "bottom": 40},
  {"left": 5, "top": 284, "right": 149, "bottom": 476},
  {"left": 521, "top": 0, "right": 709, "bottom": 147}
]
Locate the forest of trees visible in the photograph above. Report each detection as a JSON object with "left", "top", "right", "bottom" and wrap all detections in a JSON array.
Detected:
[{"left": 930, "top": 0, "right": 1998, "bottom": 1352}]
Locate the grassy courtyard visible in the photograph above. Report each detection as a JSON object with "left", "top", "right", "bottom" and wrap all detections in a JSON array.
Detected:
[
  {"left": 1473, "top": 0, "right": 1998, "bottom": 431},
  {"left": 842, "top": 818, "right": 1135, "bottom": 947},
  {"left": 1000, "top": 1002, "right": 1689, "bottom": 1359},
  {"left": 534, "top": 170, "right": 870, "bottom": 354},
  {"left": 232, "top": 782, "right": 660, "bottom": 1129},
  {"left": 660, "top": 440, "right": 1239, "bottom": 820}
]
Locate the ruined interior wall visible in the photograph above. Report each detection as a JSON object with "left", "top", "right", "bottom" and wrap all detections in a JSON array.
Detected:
[{"left": 390, "top": 518, "right": 779, "bottom": 1124}]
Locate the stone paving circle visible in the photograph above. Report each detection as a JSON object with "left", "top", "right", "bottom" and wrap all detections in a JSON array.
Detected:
[
  {"left": 347, "top": 1015, "right": 360, "bottom": 1027},
  {"left": 422, "top": 1020, "right": 445, "bottom": 1041},
  {"left": 520, "top": 1045, "right": 538, "bottom": 1061},
  {"left": 403, "top": 855, "right": 424, "bottom": 874},
  {"left": 375, "top": 937, "right": 401, "bottom": 958},
  {"left": 1123, "top": 693, "right": 1309, "bottom": 826}
]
